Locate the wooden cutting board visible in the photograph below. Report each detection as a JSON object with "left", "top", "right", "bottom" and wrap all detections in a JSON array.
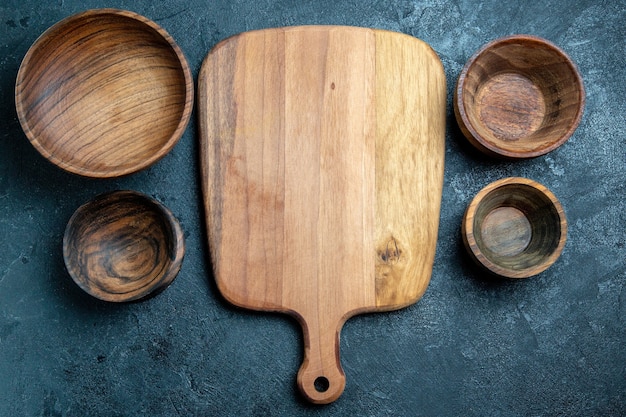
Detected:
[{"left": 198, "top": 26, "right": 446, "bottom": 403}]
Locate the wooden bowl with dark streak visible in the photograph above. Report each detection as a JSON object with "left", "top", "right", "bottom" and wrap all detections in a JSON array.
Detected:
[
  {"left": 454, "top": 35, "right": 584, "bottom": 158},
  {"left": 462, "top": 177, "right": 567, "bottom": 278},
  {"left": 15, "top": 9, "right": 193, "bottom": 177},
  {"left": 63, "top": 191, "right": 185, "bottom": 302}
]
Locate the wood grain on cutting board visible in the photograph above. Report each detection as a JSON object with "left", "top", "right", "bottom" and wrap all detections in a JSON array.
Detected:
[{"left": 199, "top": 26, "right": 445, "bottom": 403}]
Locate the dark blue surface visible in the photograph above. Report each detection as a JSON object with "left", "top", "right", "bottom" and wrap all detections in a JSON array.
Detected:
[{"left": 1, "top": 1, "right": 624, "bottom": 415}]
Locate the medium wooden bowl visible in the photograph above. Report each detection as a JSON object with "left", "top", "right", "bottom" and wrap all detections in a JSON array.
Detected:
[
  {"left": 63, "top": 191, "right": 185, "bottom": 302},
  {"left": 454, "top": 35, "right": 584, "bottom": 158},
  {"left": 15, "top": 9, "right": 193, "bottom": 177},
  {"left": 462, "top": 177, "right": 567, "bottom": 278}
]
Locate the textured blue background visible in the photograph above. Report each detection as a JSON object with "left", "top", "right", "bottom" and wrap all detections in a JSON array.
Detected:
[{"left": 1, "top": 0, "right": 624, "bottom": 415}]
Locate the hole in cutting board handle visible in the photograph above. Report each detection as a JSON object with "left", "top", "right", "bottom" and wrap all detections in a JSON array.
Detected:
[{"left": 314, "top": 376, "right": 330, "bottom": 393}]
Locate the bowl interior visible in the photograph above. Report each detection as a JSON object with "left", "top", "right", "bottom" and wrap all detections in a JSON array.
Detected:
[
  {"left": 472, "top": 183, "right": 563, "bottom": 273},
  {"left": 16, "top": 10, "right": 192, "bottom": 177},
  {"left": 460, "top": 37, "right": 583, "bottom": 156},
  {"left": 63, "top": 192, "right": 182, "bottom": 301}
]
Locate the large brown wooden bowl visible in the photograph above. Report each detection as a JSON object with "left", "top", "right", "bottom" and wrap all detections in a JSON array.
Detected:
[
  {"left": 462, "top": 177, "right": 567, "bottom": 278},
  {"left": 15, "top": 9, "right": 193, "bottom": 177},
  {"left": 454, "top": 35, "right": 584, "bottom": 158},
  {"left": 63, "top": 191, "right": 185, "bottom": 302}
]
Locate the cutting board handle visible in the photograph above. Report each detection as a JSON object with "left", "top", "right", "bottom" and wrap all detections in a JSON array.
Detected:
[{"left": 296, "top": 317, "right": 346, "bottom": 404}]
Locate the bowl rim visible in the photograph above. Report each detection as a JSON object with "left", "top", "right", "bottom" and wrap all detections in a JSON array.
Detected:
[
  {"left": 15, "top": 8, "right": 194, "bottom": 178},
  {"left": 454, "top": 34, "right": 585, "bottom": 159},
  {"left": 62, "top": 190, "right": 185, "bottom": 302},
  {"left": 462, "top": 177, "right": 567, "bottom": 278}
]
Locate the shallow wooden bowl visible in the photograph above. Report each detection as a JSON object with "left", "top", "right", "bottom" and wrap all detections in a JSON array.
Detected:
[
  {"left": 462, "top": 177, "right": 567, "bottom": 278},
  {"left": 15, "top": 9, "right": 193, "bottom": 177},
  {"left": 63, "top": 191, "right": 185, "bottom": 302},
  {"left": 454, "top": 35, "right": 584, "bottom": 158}
]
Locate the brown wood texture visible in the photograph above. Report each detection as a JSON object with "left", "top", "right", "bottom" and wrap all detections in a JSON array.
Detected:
[
  {"left": 462, "top": 177, "right": 567, "bottom": 279},
  {"left": 15, "top": 9, "right": 194, "bottom": 178},
  {"left": 198, "top": 26, "right": 446, "bottom": 403},
  {"left": 63, "top": 191, "right": 185, "bottom": 302},
  {"left": 454, "top": 34, "right": 584, "bottom": 159}
]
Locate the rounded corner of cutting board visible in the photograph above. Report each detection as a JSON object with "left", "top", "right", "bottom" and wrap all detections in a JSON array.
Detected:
[{"left": 199, "top": 35, "right": 236, "bottom": 79}]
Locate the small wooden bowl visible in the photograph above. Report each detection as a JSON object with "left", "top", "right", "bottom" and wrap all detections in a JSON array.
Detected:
[
  {"left": 63, "top": 191, "right": 185, "bottom": 302},
  {"left": 462, "top": 177, "right": 567, "bottom": 278},
  {"left": 15, "top": 9, "right": 193, "bottom": 177},
  {"left": 454, "top": 35, "right": 584, "bottom": 158}
]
